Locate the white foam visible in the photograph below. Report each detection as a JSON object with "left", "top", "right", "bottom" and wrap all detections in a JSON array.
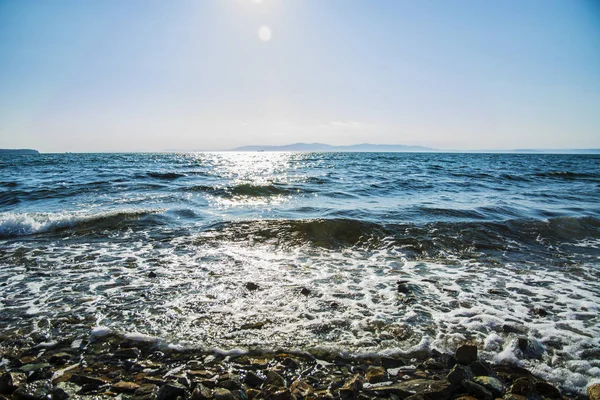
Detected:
[{"left": 0, "top": 209, "right": 161, "bottom": 237}]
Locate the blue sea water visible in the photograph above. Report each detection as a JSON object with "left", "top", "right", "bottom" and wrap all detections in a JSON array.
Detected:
[{"left": 1, "top": 152, "right": 599, "bottom": 392}]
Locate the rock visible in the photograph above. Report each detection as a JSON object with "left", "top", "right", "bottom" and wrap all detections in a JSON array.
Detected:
[
  {"left": 516, "top": 338, "right": 544, "bottom": 360},
  {"left": 69, "top": 374, "right": 107, "bottom": 390},
  {"left": 53, "top": 382, "right": 80, "bottom": 400},
  {"left": 112, "top": 381, "right": 141, "bottom": 393},
  {"left": 447, "top": 364, "right": 473, "bottom": 386},
  {"left": 589, "top": 384, "right": 600, "bottom": 400},
  {"left": 243, "top": 371, "right": 264, "bottom": 387},
  {"left": 455, "top": 345, "right": 477, "bottom": 365},
  {"left": 114, "top": 347, "right": 142, "bottom": 359},
  {"left": 246, "top": 388, "right": 261, "bottom": 399},
  {"left": 265, "top": 370, "right": 286, "bottom": 387},
  {"left": 462, "top": 380, "right": 493, "bottom": 400},
  {"left": 503, "top": 395, "right": 527, "bottom": 400},
  {"left": 300, "top": 287, "right": 311, "bottom": 296},
  {"left": 469, "top": 361, "right": 493, "bottom": 377},
  {"left": 0, "top": 372, "right": 27, "bottom": 394},
  {"left": 270, "top": 388, "right": 295, "bottom": 400},
  {"left": 509, "top": 377, "right": 535, "bottom": 396},
  {"left": 290, "top": 380, "right": 314, "bottom": 398},
  {"left": 133, "top": 384, "right": 159, "bottom": 400},
  {"left": 424, "top": 358, "right": 444, "bottom": 370},
  {"left": 49, "top": 352, "right": 71, "bottom": 365},
  {"left": 365, "top": 366, "right": 387, "bottom": 384},
  {"left": 281, "top": 357, "right": 300, "bottom": 370},
  {"left": 530, "top": 306, "right": 548, "bottom": 317},
  {"left": 381, "top": 356, "right": 405, "bottom": 369},
  {"left": 191, "top": 384, "right": 213, "bottom": 400},
  {"left": 339, "top": 375, "right": 363, "bottom": 400},
  {"left": 157, "top": 382, "right": 187, "bottom": 400},
  {"left": 473, "top": 376, "right": 504, "bottom": 397},
  {"left": 454, "top": 397, "right": 478, "bottom": 400},
  {"left": 213, "top": 388, "right": 235, "bottom": 400},
  {"left": 148, "top": 271, "right": 158, "bottom": 278},
  {"left": 12, "top": 380, "right": 53, "bottom": 400},
  {"left": 396, "top": 379, "right": 453, "bottom": 400},
  {"left": 219, "top": 378, "right": 241, "bottom": 391},
  {"left": 245, "top": 282, "right": 259, "bottom": 291},
  {"left": 535, "top": 381, "right": 561, "bottom": 399}
]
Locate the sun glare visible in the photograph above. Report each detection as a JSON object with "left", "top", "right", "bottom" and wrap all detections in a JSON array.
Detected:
[{"left": 258, "top": 25, "right": 272, "bottom": 42}]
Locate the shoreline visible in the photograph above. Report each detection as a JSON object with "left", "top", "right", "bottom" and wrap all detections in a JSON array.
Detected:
[{"left": 0, "top": 333, "right": 592, "bottom": 400}]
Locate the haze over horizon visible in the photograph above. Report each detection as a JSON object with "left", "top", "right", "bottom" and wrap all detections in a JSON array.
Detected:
[{"left": 1, "top": 0, "right": 599, "bottom": 153}]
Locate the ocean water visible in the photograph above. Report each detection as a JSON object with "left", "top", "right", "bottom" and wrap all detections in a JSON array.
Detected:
[{"left": 1, "top": 152, "right": 599, "bottom": 392}]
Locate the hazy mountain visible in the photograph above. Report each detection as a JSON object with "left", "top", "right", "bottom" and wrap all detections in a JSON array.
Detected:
[
  {"left": 0, "top": 149, "right": 39, "bottom": 155},
  {"left": 231, "top": 143, "right": 436, "bottom": 152}
]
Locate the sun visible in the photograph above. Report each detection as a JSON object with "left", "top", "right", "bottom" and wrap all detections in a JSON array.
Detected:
[{"left": 258, "top": 26, "right": 272, "bottom": 42}]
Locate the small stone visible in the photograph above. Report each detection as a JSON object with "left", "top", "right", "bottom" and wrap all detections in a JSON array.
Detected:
[
  {"left": 365, "top": 366, "right": 387, "bottom": 384},
  {"left": 112, "top": 381, "right": 141, "bottom": 393},
  {"left": 157, "top": 382, "right": 187, "bottom": 400},
  {"left": 462, "top": 380, "right": 493, "bottom": 400},
  {"left": 114, "top": 347, "right": 141, "bottom": 359},
  {"left": 219, "top": 378, "right": 241, "bottom": 391},
  {"left": 243, "top": 371, "right": 264, "bottom": 388},
  {"left": 133, "top": 384, "right": 159, "bottom": 400},
  {"left": 148, "top": 271, "right": 157, "bottom": 278},
  {"left": 589, "top": 384, "right": 600, "bottom": 400},
  {"left": 447, "top": 364, "right": 473, "bottom": 386},
  {"left": 290, "top": 380, "right": 314, "bottom": 398},
  {"left": 270, "top": 388, "right": 294, "bottom": 400},
  {"left": 281, "top": 357, "right": 300, "bottom": 370},
  {"left": 469, "top": 360, "right": 493, "bottom": 377},
  {"left": 49, "top": 352, "right": 71, "bottom": 365},
  {"left": 509, "top": 377, "right": 535, "bottom": 396},
  {"left": 213, "top": 388, "right": 235, "bottom": 400},
  {"left": 455, "top": 345, "right": 477, "bottom": 365},
  {"left": 245, "top": 282, "right": 259, "bottom": 291},
  {"left": 12, "top": 380, "right": 53, "bottom": 400},
  {"left": 265, "top": 370, "right": 286, "bottom": 387},
  {"left": 0, "top": 372, "right": 26, "bottom": 394},
  {"left": 191, "top": 384, "right": 213, "bottom": 400},
  {"left": 69, "top": 374, "right": 107, "bottom": 389},
  {"left": 516, "top": 338, "right": 544, "bottom": 360},
  {"left": 503, "top": 395, "right": 527, "bottom": 400},
  {"left": 381, "top": 356, "right": 405, "bottom": 369},
  {"left": 300, "top": 287, "right": 311, "bottom": 296},
  {"left": 535, "top": 381, "right": 561, "bottom": 399},
  {"left": 473, "top": 376, "right": 504, "bottom": 397},
  {"left": 339, "top": 375, "right": 363, "bottom": 400},
  {"left": 246, "top": 388, "right": 261, "bottom": 400}
]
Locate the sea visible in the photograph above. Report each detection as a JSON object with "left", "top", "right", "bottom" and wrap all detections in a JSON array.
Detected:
[{"left": 1, "top": 152, "right": 599, "bottom": 392}]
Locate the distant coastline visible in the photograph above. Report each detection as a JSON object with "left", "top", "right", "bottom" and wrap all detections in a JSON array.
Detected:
[{"left": 0, "top": 148, "right": 39, "bottom": 155}]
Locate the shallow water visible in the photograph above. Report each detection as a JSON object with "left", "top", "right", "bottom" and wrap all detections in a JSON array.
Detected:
[{"left": 1, "top": 152, "right": 599, "bottom": 392}]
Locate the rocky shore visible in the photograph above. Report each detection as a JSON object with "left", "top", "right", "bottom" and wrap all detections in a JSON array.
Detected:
[{"left": 0, "top": 333, "right": 596, "bottom": 400}]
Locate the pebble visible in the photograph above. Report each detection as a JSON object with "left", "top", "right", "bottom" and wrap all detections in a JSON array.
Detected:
[
  {"left": 589, "top": 384, "right": 600, "bottom": 400},
  {"left": 455, "top": 345, "right": 478, "bottom": 365}
]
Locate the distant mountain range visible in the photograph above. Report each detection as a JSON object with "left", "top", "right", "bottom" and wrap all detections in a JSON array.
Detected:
[
  {"left": 229, "top": 143, "right": 600, "bottom": 154},
  {"left": 0, "top": 149, "right": 39, "bottom": 155},
  {"left": 231, "top": 143, "right": 435, "bottom": 152}
]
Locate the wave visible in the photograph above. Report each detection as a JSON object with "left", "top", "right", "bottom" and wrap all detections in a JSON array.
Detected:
[
  {"left": 195, "top": 216, "right": 600, "bottom": 253},
  {"left": 185, "top": 183, "right": 298, "bottom": 197},
  {"left": 145, "top": 172, "right": 187, "bottom": 180},
  {"left": 0, "top": 209, "right": 162, "bottom": 239},
  {"left": 535, "top": 171, "right": 597, "bottom": 180}
]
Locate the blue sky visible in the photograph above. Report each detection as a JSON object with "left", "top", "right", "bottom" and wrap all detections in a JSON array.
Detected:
[{"left": 0, "top": 0, "right": 599, "bottom": 152}]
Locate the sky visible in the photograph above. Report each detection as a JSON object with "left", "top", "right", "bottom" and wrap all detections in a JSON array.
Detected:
[{"left": 0, "top": 0, "right": 599, "bottom": 152}]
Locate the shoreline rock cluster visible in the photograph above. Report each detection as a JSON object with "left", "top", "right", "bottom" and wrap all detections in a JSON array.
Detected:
[{"left": 0, "top": 335, "right": 595, "bottom": 400}]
